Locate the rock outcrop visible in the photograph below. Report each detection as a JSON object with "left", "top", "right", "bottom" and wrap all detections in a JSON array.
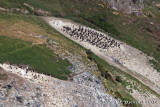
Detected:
[
  {"left": 104, "top": 0, "right": 144, "bottom": 14},
  {"left": 0, "top": 64, "right": 121, "bottom": 107}
]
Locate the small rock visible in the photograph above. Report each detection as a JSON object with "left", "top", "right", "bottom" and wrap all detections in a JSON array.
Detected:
[
  {"left": 0, "top": 103, "right": 4, "bottom": 107},
  {"left": 16, "top": 96, "right": 23, "bottom": 103},
  {"left": 0, "top": 91, "right": 6, "bottom": 100},
  {"left": 2, "top": 84, "right": 12, "bottom": 90},
  {"left": 150, "top": 22, "right": 154, "bottom": 25},
  {"left": 112, "top": 12, "right": 119, "bottom": 15},
  {"left": 66, "top": 66, "right": 74, "bottom": 73},
  {"left": 155, "top": 3, "right": 160, "bottom": 9},
  {"left": 21, "top": 8, "right": 29, "bottom": 14}
]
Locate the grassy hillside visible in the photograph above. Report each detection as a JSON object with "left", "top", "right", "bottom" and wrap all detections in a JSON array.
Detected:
[
  {"left": 84, "top": 12, "right": 160, "bottom": 72},
  {"left": 1, "top": 0, "right": 157, "bottom": 72},
  {"left": 0, "top": 0, "right": 160, "bottom": 106},
  {"left": 0, "top": 14, "right": 85, "bottom": 80},
  {"left": 0, "top": 14, "right": 88, "bottom": 79},
  {"left": 0, "top": 36, "right": 71, "bottom": 80},
  {"left": 0, "top": 14, "right": 147, "bottom": 106},
  {"left": 0, "top": 0, "right": 104, "bottom": 16}
]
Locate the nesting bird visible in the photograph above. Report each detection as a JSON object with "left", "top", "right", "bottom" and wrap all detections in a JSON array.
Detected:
[{"left": 62, "top": 25, "right": 122, "bottom": 49}]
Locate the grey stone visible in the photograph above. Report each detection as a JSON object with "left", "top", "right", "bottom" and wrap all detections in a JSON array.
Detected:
[
  {"left": 16, "top": 96, "right": 23, "bottom": 103},
  {"left": 104, "top": 0, "right": 144, "bottom": 14}
]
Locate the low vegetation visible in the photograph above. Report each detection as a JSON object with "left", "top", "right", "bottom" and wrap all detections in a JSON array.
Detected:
[
  {"left": 83, "top": 13, "right": 121, "bottom": 35},
  {"left": 0, "top": 1, "right": 159, "bottom": 72},
  {"left": 0, "top": 36, "right": 71, "bottom": 80},
  {"left": 86, "top": 49, "right": 160, "bottom": 107},
  {"left": 85, "top": 49, "right": 139, "bottom": 106}
]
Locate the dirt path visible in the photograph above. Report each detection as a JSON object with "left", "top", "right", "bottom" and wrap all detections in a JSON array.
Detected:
[{"left": 42, "top": 17, "right": 160, "bottom": 96}]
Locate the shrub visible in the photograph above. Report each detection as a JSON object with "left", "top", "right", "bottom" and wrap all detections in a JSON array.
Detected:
[
  {"left": 115, "top": 76, "right": 123, "bottom": 83},
  {"left": 86, "top": 49, "right": 93, "bottom": 55}
]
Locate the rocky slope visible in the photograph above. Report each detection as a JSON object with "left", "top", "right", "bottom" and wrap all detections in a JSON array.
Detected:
[
  {"left": 0, "top": 64, "right": 121, "bottom": 107},
  {"left": 104, "top": 0, "right": 144, "bottom": 14}
]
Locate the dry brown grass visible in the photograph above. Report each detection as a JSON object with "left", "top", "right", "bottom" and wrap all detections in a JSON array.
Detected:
[
  {"left": 0, "top": 17, "right": 86, "bottom": 57},
  {"left": 0, "top": 20, "right": 46, "bottom": 44}
]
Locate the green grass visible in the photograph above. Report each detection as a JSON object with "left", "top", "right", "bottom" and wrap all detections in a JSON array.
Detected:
[
  {"left": 82, "top": 13, "right": 121, "bottom": 35},
  {"left": 0, "top": 0, "right": 102, "bottom": 16},
  {"left": 1, "top": 1, "right": 159, "bottom": 69},
  {"left": 150, "top": 60, "right": 160, "bottom": 72},
  {"left": 0, "top": 13, "right": 88, "bottom": 56},
  {"left": 0, "top": 36, "right": 71, "bottom": 80}
]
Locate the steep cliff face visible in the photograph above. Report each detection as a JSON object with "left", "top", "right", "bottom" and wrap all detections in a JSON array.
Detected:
[{"left": 104, "top": 0, "right": 144, "bottom": 14}]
